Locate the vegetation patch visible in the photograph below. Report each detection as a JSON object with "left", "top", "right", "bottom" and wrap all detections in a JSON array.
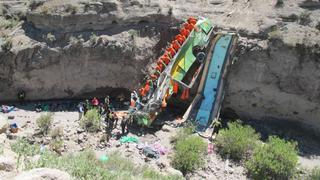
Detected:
[
  {"left": 215, "top": 121, "right": 260, "bottom": 160},
  {"left": 0, "top": 16, "right": 19, "bottom": 30},
  {"left": 309, "top": 166, "right": 320, "bottom": 180},
  {"left": 11, "top": 138, "right": 39, "bottom": 167},
  {"left": 246, "top": 136, "right": 298, "bottom": 180},
  {"left": 81, "top": 109, "right": 102, "bottom": 132},
  {"left": 172, "top": 135, "right": 207, "bottom": 175},
  {"left": 27, "top": 150, "right": 182, "bottom": 179},
  {"left": 37, "top": 0, "right": 80, "bottom": 15},
  {"left": 1, "top": 36, "right": 13, "bottom": 52},
  {"left": 36, "top": 113, "right": 54, "bottom": 135}
]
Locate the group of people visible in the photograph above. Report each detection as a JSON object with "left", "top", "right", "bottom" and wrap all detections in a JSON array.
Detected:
[{"left": 78, "top": 96, "right": 132, "bottom": 142}]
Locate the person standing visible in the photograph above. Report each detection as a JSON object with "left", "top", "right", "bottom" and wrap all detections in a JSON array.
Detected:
[
  {"left": 104, "top": 95, "right": 110, "bottom": 107},
  {"left": 121, "top": 114, "right": 130, "bottom": 135},
  {"left": 92, "top": 97, "right": 99, "bottom": 108},
  {"left": 77, "top": 102, "right": 84, "bottom": 121}
]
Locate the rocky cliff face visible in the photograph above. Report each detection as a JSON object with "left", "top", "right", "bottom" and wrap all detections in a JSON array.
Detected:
[{"left": 0, "top": 0, "right": 319, "bottom": 132}]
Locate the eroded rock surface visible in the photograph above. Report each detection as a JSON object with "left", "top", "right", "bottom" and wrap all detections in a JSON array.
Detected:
[{"left": 0, "top": 0, "right": 320, "bottom": 133}]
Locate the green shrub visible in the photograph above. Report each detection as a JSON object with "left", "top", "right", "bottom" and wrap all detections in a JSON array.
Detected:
[
  {"left": 215, "top": 121, "right": 260, "bottom": 160},
  {"left": 49, "top": 139, "right": 64, "bottom": 154},
  {"left": 246, "top": 136, "right": 298, "bottom": 180},
  {"left": 0, "top": 16, "right": 19, "bottom": 29},
  {"left": 309, "top": 167, "right": 320, "bottom": 180},
  {"left": 11, "top": 138, "right": 39, "bottom": 167},
  {"left": 172, "top": 135, "right": 207, "bottom": 174},
  {"left": 1, "top": 37, "right": 12, "bottom": 52},
  {"left": 81, "top": 109, "right": 101, "bottom": 132},
  {"left": 36, "top": 113, "right": 54, "bottom": 135}
]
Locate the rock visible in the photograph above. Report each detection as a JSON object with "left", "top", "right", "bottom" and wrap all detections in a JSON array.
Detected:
[
  {"left": 0, "top": 133, "right": 7, "bottom": 143},
  {"left": 166, "top": 167, "right": 183, "bottom": 177},
  {"left": 6, "top": 133, "right": 18, "bottom": 140},
  {"left": 161, "top": 125, "right": 171, "bottom": 132},
  {"left": 0, "top": 156, "right": 16, "bottom": 171},
  {"left": 76, "top": 128, "right": 85, "bottom": 134},
  {"left": 0, "top": 115, "right": 9, "bottom": 134},
  {"left": 156, "top": 161, "right": 166, "bottom": 169},
  {"left": 14, "top": 168, "right": 71, "bottom": 180}
]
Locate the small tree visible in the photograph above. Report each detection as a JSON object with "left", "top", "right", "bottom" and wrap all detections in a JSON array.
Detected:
[
  {"left": 81, "top": 109, "right": 101, "bottom": 132},
  {"left": 246, "top": 136, "right": 298, "bottom": 180},
  {"left": 215, "top": 121, "right": 260, "bottom": 160},
  {"left": 36, "top": 113, "right": 54, "bottom": 135}
]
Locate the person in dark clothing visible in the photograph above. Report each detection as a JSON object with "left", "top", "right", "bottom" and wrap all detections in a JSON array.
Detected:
[
  {"left": 105, "top": 112, "right": 115, "bottom": 142},
  {"left": 112, "top": 112, "right": 118, "bottom": 129},
  {"left": 120, "top": 115, "right": 129, "bottom": 135},
  {"left": 35, "top": 102, "right": 42, "bottom": 112},
  {"left": 17, "top": 90, "right": 26, "bottom": 104}
]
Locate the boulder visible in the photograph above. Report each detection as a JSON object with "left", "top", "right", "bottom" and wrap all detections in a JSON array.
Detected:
[
  {"left": 0, "top": 156, "right": 16, "bottom": 171},
  {"left": 165, "top": 167, "right": 183, "bottom": 177},
  {"left": 0, "top": 115, "right": 9, "bottom": 134},
  {"left": 14, "top": 168, "right": 71, "bottom": 180}
]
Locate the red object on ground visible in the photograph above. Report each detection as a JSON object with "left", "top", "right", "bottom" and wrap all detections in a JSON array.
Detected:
[{"left": 92, "top": 97, "right": 99, "bottom": 106}]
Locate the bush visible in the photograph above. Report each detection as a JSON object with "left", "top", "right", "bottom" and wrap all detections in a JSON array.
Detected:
[
  {"left": 309, "top": 167, "right": 320, "bottom": 180},
  {"left": 11, "top": 138, "right": 39, "bottom": 167},
  {"left": 172, "top": 135, "right": 207, "bottom": 174},
  {"left": 81, "top": 109, "right": 101, "bottom": 132},
  {"left": 246, "top": 136, "right": 298, "bottom": 180},
  {"left": 1, "top": 37, "right": 12, "bottom": 52},
  {"left": 0, "top": 16, "right": 19, "bottom": 29},
  {"left": 215, "top": 121, "right": 260, "bottom": 160},
  {"left": 36, "top": 113, "right": 54, "bottom": 135},
  {"left": 50, "top": 126, "right": 63, "bottom": 139},
  {"left": 49, "top": 139, "right": 64, "bottom": 154}
]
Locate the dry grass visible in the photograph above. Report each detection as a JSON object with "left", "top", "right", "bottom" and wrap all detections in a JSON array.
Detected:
[{"left": 37, "top": 0, "right": 80, "bottom": 15}]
